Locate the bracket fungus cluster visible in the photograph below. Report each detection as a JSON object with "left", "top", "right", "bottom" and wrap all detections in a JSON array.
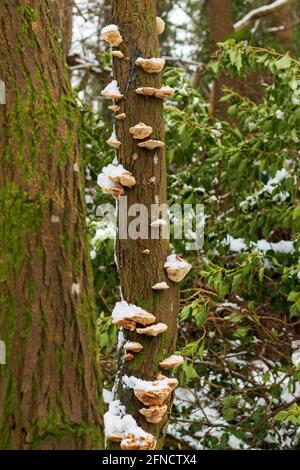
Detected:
[
  {"left": 100, "top": 12, "right": 191, "bottom": 451},
  {"left": 164, "top": 254, "right": 192, "bottom": 283},
  {"left": 135, "top": 57, "right": 165, "bottom": 74},
  {"left": 101, "top": 24, "right": 123, "bottom": 47},
  {"left": 104, "top": 400, "right": 156, "bottom": 450}
]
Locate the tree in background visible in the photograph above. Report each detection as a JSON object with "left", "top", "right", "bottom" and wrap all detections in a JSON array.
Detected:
[{"left": 0, "top": 0, "right": 103, "bottom": 449}]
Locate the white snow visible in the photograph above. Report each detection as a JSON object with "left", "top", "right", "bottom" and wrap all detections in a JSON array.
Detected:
[
  {"left": 71, "top": 283, "right": 80, "bottom": 295},
  {"left": 97, "top": 163, "right": 125, "bottom": 191},
  {"left": 104, "top": 400, "right": 150, "bottom": 439},
  {"left": 102, "top": 80, "right": 122, "bottom": 98},
  {"left": 101, "top": 24, "right": 119, "bottom": 34},
  {"left": 164, "top": 254, "right": 189, "bottom": 269},
  {"left": 123, "top": 375, "right": 172, "bottom": 391},
  {"left": 112, "top": 300, "right": 148, "bottom": 322}
]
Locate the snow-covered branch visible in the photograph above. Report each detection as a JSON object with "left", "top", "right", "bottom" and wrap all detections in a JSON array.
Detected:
[{"left": 234, "top": 0, "right": 296, "bottom": 32}]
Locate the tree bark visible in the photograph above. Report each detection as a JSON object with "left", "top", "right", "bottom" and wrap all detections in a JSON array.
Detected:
[
  {"left": 208, "top": 0, "right": 234, "bottom": 116},
  {"left": 0, "top": 0, "right": 103, "bottom": 449},
  {"left": 109, "top": 0, "right": 179, "bottom": 450},
  {"left": 50, "top": 0, "right": 73, "bottom": 58}
]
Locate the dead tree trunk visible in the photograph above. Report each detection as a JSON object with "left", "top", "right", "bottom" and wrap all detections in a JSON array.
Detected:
[
  {"left": 105, "top": 0, "right": 180, "bottom": 450},
  {"left": 0, "top": 0, "right": 103, "bottom": 449}
]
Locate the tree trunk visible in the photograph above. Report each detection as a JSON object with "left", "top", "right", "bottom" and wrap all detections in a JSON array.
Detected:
[
  {"left": 50, "top": 0, "right": 73, "bottom": 58},
  {"left": 0, "top": 0, "right": 103, "bottom": 450},
  {"left": 208, "top": 0, "right": 233, "bottom": 117},
  {"left": 109, "top": 0, "right": 179, "bottom": 450}
]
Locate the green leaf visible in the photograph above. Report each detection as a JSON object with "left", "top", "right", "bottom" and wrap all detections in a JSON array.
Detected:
[{"left": 276, "top": 54, "right": 292, "bottom": 70}]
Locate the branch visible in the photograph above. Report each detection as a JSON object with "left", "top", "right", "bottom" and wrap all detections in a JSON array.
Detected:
[{"left": 234, "top": 0, "right": 296, "bottom": 32}]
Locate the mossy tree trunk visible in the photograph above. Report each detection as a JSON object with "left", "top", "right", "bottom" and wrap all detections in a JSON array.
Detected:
[
  {"left": 109, "top": 0, "right": 179, "bottom": 450},
  {"left": 0, "top": 0, "right": 103, "bottom": 450}
]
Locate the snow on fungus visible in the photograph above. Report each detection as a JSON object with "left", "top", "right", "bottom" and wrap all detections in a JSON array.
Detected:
[
  {"left": 121, "top": 433, "right": 156, "bottom": 451},
  {"left": 112, "top": 300, "right": 156, "bottom": 327},
  {"left": 101, "top": 80, "right": 123, "bottom": 100},
  {"left": 98, "top": 163, "right": 136, "bottom": 195},
  {"left": 104, "top": 400, "right": 155, "bottom": 448},
  {"left": 156, "top": 17, "right": 165, "bottom": 35},
  {"left": 135, "top": 57, "right": 165, "bottom": 74},
  {"left": 159, "top": 354, "right": 184, "bottom": 370},
  {"left": 135, "top": 86, "right": 174, "bottom": 99},
  {"left": 139, "top": 405, "right": 168, "bottom": 424},
  {"left": 136, "top": 322, "right": 168, "bottom": 337},
  {"left": 111, "top": 50, "right": 124, "bottom": 59},
  {"left": 108, "top": 104, "right": 120, "bottom": 112},
  {"left": 142, "top": 249, "right": 150, "bottom": 255},
  {"left": 124, "top": 342, "right": 143, "bottom": 353},
  {"left": 129, "top": 122, "right": 153, "bottom": 140},
  {"left": 152, "top": 281, "right": 169, "bottom": 291},
  {"left": 164, "top": 254, "right": 192, "bottom": 283},
  {"left": 106, "top": 130, "right": 121, "bottom": 149},
  {"left": 116, "top": 112, "right": 127, "bottom": 120},
  {"left": 138, "top": 140, "right": 165, "bottom": 150},
  {"left": 101, "top": 24, "right": 123, "bottom": 47}
]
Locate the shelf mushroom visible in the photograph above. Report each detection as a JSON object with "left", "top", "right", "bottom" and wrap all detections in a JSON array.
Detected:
[
  {"left": 106, "top": 130, "right": 121, "bottom": 149},
  {"left": 111, "top": 50, "right": 124, "bottom": 59},
  {"left": 101, "top": 80, "right": 124, "bottom": 101},
  {"left": 106, "top": 433, "right": 122, "bottom": 442},
  {"left": 120, "top": 433, "right": 156, "bottom": 451},
  {"left": 156, "top": 17, "right": 165, "bottom": 35},
  {"left": 124, "top": 353, "right": 135, "bottom": 362},
  {"left": 139, "top": 405, "right": 168, "bottom": 424},
  {"left": 135, "top": 86, "right": 174, "bottom": 100},
  {"left": 152, "top": 282, "right": 169, "bottom": 291},
  {"left": 135, "top": 57, "right": 165, "bottom": 74},
  {"left": 159, "top": 354, "right": 184, "bottom": 370},
  {"left": 108, "top": 104, "right": 120, "bottom": 112},
  {"left": 129, "top": 122, "right": 153, "bottom": 140},
  {"left": 116, "top": 112, "right": 127, "bottom": 120},
  {"left": 97, "top": 163, "right": 136, "bottom": 198},
  {"left": 101, "top": 24, "right": 123, "bottom": 47},
  {"left": 136, "top": 322, "right": 168, "bottom": 337},
  {"left": 134, "top": 385, "right": 172, "bottom": 406},
  {"left": 138, "top": 140, "right": 165, "bottom": 150},
  {"left": 112, "top": 300, "right": 156, "bottom": 331},
  {"left": 124, "top": 342, "right": 143, "bottom": 353},
  {"left": 164, "top": 254, "right": 192, "bottom": 283}
]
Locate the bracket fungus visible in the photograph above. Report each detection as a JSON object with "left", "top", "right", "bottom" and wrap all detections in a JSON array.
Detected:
[
  {"left": 135, "top": 57, "right": 165, "bottom": 74},
  {"left": 152, "top": 281, "right": 169, "bottom": 291},
  {"left": 164, "top": 254, "right": 192, "bottom": 283},
  {"left": 120, "top": 433, "right": 156, "bottom": 451},
  {"left": 112, "top": 300, "right": 156, "bottom": 331},
  {"left": 124, "top": 353, "right": 135, "bottom": 362},
  {"left": 106, "top": 433, "right": 122, "bottom": 442},
  {"left": 97, "top": 163, "right": 136, "bottom": 197},
  {"left": 139, "top": 405, "right": 168, "bottom": 424},
  {"left": 108, "top": 104, "right": 120, "bottom": 112},
  {"left": 111, "top": 50, "right": 124, "bottom": 59},
  {"left": 106, "top": 130, "right": 121, "bottom": 149},
  {"left": 101, "top": 24, "right": 123, "bottom": 47},
  {"left": 136, "top": 322, "right": 168, "bottom": 337},
  {"left": 101, "top": 80, "right": 123, "bottom": 101},
  {"left": 138, "top": 140, "right": 165, "bottom": 150},
  {"left": 156, "top": 17, "right": 165, "bottom": 35},
  {"left": 116, "top": 112, "right": 127, "bottom": 120},
  {"left": 135, "top": 86, "right": 174, "bottom": 100},
  {"left": 142, "top": 249, "right": 150, "bottom": 255},
  {"left": 159, "top": 354, "right": 184, "bottom": 370},
  {"left": 129, "top": 122, "right": 153, "bottom": 140},
  {"left": 134, "top": 387, "right": 171, "bottom": 407},
  {"left": 124, "top": 342, "right": 143, "bottom": 353}
]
